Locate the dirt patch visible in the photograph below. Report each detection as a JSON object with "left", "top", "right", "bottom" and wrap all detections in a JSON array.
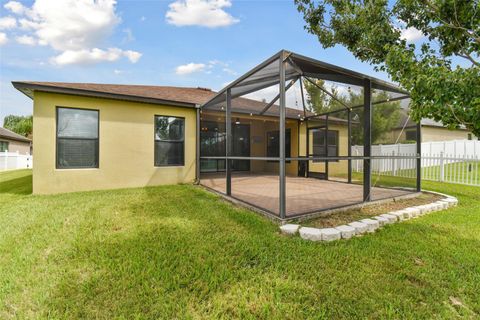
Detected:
[{"left": 303, "top": 193, "right": 443, "bottom": 228}]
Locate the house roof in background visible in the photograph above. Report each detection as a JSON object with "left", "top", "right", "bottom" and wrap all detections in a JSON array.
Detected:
[
  {"left": 0, "top": 127, "right": 31, "bottom": 143},
  {"left": 12, "top": 81, "right": 317, "bottom": 120},
  {"left": 394, "top": 108, "right": 467, "bottom": 130}
]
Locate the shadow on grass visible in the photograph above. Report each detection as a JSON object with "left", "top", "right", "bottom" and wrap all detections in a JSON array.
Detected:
[{"left": 0, "top": 174, "right": 32, "bottom": 195}]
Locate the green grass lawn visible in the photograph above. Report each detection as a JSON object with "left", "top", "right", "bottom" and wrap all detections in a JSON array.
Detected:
[{"left": 1, "top": 170, "right": 479, "bottom": 319}]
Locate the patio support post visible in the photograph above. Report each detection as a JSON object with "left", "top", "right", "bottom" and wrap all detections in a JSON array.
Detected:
[
  {"left": 348, "top": 109, "right": 352, "bottom": 183},
  {"left": 363, "top": 78, "right": 372, "bottom": 202},
  {"left": 306, "top": 118, "right": 309, "bottom": 177},
  {"left": 195, "top": 105, "right": 200, "bottom": 183},
  {"left": 325, "top": 114, "right": 329, "bottom": 179},
  {"left": 279, "top": 52, "right": 286, "bottom": 219},
  {"left": 416, "top": 122, "right": 422, "bottom": 192},
  {"left": 226, "top": 89, "right": 232, "bottom": 196}
]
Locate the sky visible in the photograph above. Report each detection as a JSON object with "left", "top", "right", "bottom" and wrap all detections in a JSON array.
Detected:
[{"left": 0, "top": 0, "right": 425, "bottom": 123}]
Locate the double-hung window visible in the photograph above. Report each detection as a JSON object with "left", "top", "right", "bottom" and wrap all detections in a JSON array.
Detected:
[
  {"left": 154, "top": 116, "right": 185, "bottom": 166},
  {"left": 313, "top": 129, "right": 338, "bottom": 162},
  {"left": 56, "top": 107, "right": 99, "bottom": 169}
]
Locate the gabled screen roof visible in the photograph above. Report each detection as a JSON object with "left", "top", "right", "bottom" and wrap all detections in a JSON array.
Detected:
[{"left": 202, "top": 49, "right": 408, "bottom": 109}]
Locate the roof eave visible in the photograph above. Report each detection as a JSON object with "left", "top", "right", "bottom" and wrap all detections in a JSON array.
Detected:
[{"left": 11, "top": 81, "right": 197, "bottom": 109}]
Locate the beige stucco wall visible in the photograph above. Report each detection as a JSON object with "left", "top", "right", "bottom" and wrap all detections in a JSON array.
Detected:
[
  {"left": 0, "top": 138, "right": 30, "bottom": 154},
  {"left": 391, "top": 126, "right": 476, "bottom": 143},
  {"left": 421, "top": 127, "right": 476, "bottom": 142},
  {"left": 33, "top": 91, "right": 197, "bottom": 194}
]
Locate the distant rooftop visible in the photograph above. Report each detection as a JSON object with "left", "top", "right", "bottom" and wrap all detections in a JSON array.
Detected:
[{"left": 0, "top": 127, "right": 31, "bottom": 143}]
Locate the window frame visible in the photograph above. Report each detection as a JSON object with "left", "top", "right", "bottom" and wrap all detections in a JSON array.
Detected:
[
  {"left": 405, "top": 129, "right": 417, "bottom": 141},
  {"left": 311, "top": 128, "right": 339, "bottom": 162},
  {"left": 0, "top": 140, "right": 9, "bottom": 152},
  {"left": 55, "top": 106, "right": 100, "bottom": 169},
  {"left": 154, "top": 115, "right": 185, "bottom": 167}
]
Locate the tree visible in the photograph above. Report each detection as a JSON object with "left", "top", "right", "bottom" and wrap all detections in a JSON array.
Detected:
[
  {"left": 3, "top": 115, "right": 33, "bottom": 137},
  {"left": 346, "top": 90, "right": 402, "bottom": 145},
  {"left": 303, "top": 78, "right": 344, "bottom": 114},
  {"left": 303, "top": 80, "right": 401, "bottom": 144},
  {"left": 295, "top": 0, "right": 480, "bottom": 136}
]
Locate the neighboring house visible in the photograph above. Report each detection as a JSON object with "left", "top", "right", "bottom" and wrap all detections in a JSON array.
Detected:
[
  {"left": 391, "top": 109, "right": 477, "bottom": 143},
  {"left": 12, "top": 81, "right": 348, "bottom": 194},
  {"left": 0, "top": 126, "right": 31, "bottom": 154}
]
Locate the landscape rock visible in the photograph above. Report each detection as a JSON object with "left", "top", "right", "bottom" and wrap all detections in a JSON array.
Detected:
[
  {"left": 299, "top": 227, "right": 323, "bottom": 241},
  {"left": 390, "top": 210, "right": 407, "bottom": 221},
  {"left": 372, "top": 215, "right": 389, "bottom": 226},
  {"left": 348, "top": 221, "right": 368, "bottom": 234},
  {"left": 359, "top": 218, "right": 380, "bottom": 232},
  {"left": 404, "top": 207, "right": 421, "bottom": 218},
  {"left": 335, "top": 225, "right": 356, "bottom": 239},
  {"left": 379, "top": 213, "right": 397, "bottom": 223},
  {"left": 280, "top": 224, "right": 300, "bottom": 235},
  {"left": 321, "top": 228, "right": 341, "bottom": 241}
]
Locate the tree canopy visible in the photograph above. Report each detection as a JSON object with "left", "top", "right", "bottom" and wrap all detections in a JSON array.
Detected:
[
  {"left": 303, "top": 79, "right": 401, "bottom": 144},
  {"left": 3, "top": 115, "right": 33, "bottom": 137},
  {"left": 295, "top": 0, "right": 480, "bottom": 136}
]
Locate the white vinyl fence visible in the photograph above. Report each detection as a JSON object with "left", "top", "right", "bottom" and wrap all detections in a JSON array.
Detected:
[
  {"left": 352, "top": 139, "right": 480, "bottom": 186},
  {"left": 0, "top": 151, "right": 33, "bottom": 171}
]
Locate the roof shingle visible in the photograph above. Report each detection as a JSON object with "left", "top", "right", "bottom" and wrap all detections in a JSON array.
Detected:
[{"left": 0, "top": 127, "right": 31, "bottom": 143}]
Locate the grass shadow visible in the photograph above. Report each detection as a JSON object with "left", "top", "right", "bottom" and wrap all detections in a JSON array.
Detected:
[{"left": 0, "top": 170, "right": 32, "bottom": 195}]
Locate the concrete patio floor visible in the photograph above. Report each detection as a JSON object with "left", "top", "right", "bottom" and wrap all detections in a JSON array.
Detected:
[{"left": 200, "top": 173, "right": 412, "bottom": 217}]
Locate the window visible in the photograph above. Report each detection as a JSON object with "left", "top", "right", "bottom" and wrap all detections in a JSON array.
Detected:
[
  {"left": 405, "top": 130, "right": 417, "bottom": 141},
  {"left": 312, "top": 129, "right": 338, "bottom": 161},
  {"left": 267, "top": 129, "right": 291, "bottom": 160},
  {"left": 468, "top": 133, "right": 472, "bottom": 140},
  {"left": 56, "top": 107, "right": 99, "bottom": 169},
  {"left": 0, "top": 141, "right": 8, "bottom": 152},
  {"left": 155, "top": 116, "right": 185, "bottom": 166}
]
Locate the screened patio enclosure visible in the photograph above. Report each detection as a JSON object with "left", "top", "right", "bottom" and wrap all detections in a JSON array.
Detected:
[{"left": 199, "top": 50, "right": 421, "bottom": 219}]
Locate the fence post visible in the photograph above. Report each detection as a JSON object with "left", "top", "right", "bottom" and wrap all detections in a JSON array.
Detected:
[
  {"left": 3, "top": 151, "right": 7, "bottom": 171},
  {"left": 439, "top": 151, "right": 445, "bottom": 182},
  {"left": 15, "top": 151, "right": 19, "bottom": 170},
  {"left": 392, "top": 150, "right": 396, "bottom": 176}
]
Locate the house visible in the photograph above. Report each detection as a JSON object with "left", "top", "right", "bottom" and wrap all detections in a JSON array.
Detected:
[
  {"left": 0, "top": 127, "right": 31, "bottom": 154},
  {"left": 391, "top": 109, "right": 477, "bottom": 143},
  {"left": 12, "top": 50, "right": 418, "bottom": 219},
  {"left": 12, "top": 81, "right": 348, "bottom": 195}
]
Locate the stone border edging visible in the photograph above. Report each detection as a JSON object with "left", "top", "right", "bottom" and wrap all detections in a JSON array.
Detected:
[{"left": 280, "top": 195, "right": 458, "bottom": 242}]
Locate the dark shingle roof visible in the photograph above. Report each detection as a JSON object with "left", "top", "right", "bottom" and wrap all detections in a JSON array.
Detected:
[
  {"left": 12, "top": 81, "right": 315, "bottom": 120},
  {"left": 0, "top": 127, "right": 31, "bottom": 143}
]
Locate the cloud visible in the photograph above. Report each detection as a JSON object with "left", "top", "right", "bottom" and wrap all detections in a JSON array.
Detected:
[
  {"left": 122, "top": 28, "right": 134, "bottom": 43},
  {"left": 222, "top": 67, "right": 237, "bottom": 75},
  {"left": 50, "top": 48, "right": 142, "bottom": 66},
  {"left": 175, "top": 60, "right": 237, "bottom": 76},
  {"left": 15, "top": 34, "right": 36, "bottom": 45},
  {"left": 1, "top": 0, "right": 142, "bottom": 65},
  {"left": 175, "top": 62, "right": 206, "bottom": 75},
  {"left": 0, "top": 16, "right": 16, "bottom": 29},
  {"left": 0, "top": 32, "right": 8, "bottom": 45},
  {"left": 25, "top": 0, "right": 120, "bottom": 51},
  {"left": 113, "top": 69, "right": 123, "bottom": 74},
  {"left": 400, "top": 27, "right": 424, "bottom": 42},
  {"left": 4, "top": 1, "right": 28, "bottom": 15},
  {"left": 166, "top": 0, "right": 239, "bottom": 28},
  {"left": 123, "top": 50, "right": 142, "bottom": 63}
]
